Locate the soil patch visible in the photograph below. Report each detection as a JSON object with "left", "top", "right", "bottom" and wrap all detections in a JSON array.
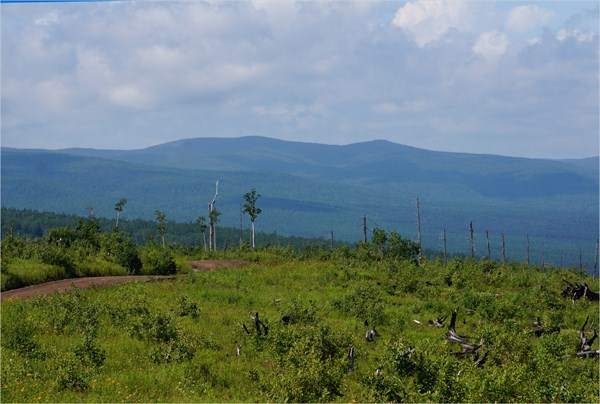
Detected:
[{"left": 189, "top": 259, "right": 248, "bottom": 272}]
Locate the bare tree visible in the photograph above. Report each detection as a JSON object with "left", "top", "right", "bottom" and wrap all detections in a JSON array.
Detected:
[
  {"left": 469, "top": 222, "right": 474, "bottom": 258},
  {"left": 416, "top": 196, "right": 422, "bottom": 259},
  {"left": 209, "top": 208, "right": 221, "bottom": 251},
  {"left": 208, "top": 180, "right": 219, "bottom": 251}
]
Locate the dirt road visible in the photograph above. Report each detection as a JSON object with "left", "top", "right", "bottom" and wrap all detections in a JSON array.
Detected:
[{"left": 1, "top": 260, "right": 248, "bottom": 301}]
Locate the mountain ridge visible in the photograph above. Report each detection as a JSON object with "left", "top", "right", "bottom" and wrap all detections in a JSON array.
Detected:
[{"left": 1, "top": 136, "right": 598, "bottom": 269}]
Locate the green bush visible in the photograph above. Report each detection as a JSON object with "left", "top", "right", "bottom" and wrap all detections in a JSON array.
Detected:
[{"left": 141, "top": 245, "right": 177, "bottom": 275}]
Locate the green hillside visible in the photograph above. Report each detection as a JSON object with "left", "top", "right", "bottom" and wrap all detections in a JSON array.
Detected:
[
  {"left": 1, "top": 137, "right": 598, "bottom": 270},
  {"left": 1, "top": 249, "right": 598, "bottom": 402}
]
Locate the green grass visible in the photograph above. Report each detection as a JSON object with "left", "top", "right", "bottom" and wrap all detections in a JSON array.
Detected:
[
  {"left": 1, "top": 257, "right": 129, "bottom": 291},
  {"left": 1, "top": 253, "right": 598, "bottom": 402}
]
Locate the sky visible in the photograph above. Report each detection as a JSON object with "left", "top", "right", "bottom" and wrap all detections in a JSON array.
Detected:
[{"left": 1, "top": 0, "right": 598, "bottom": 159}]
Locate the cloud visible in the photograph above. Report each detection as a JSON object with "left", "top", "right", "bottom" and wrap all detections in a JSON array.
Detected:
[
  {"left": 392, "top": 0, "right": 472, "bottom": 46},
  {"left": 34, "top": 10, "right": 58, "bottom": 26},
  {"left": 506, "top": 5, "right": 553, "bottom": 32},
  {"left": 472, "top": 31, "right": 510, "bottom": 61},
  {"left": 1, "top": 1, "right": 597, "bottom": 158},
  {"left": 556, "top": 28, "right": 596, "bottom": 42}
]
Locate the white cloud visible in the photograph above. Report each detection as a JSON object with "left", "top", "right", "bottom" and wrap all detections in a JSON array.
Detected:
[
  {"left": 506, "top": 5, "right": 553, "bottom": 32},
  {"left": 1, "top": 1, "right": 597, "bottom": 158},
  {"left": 556, "top": 28, "right": 596, "bottom": 42},
  {"left": 392, "top": 0, "right": 472, "bottom": 46},
  {"left": 472, "top": 31, "right": 509, "bottom": 61},
  {"left": 34, "top": 11, "right": 58, "bottom": 26},
  {"left": 108, "top": 85, "right": 154, "bottom": 109}
]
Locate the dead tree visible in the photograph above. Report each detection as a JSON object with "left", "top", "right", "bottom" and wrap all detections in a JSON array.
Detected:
[
  {"left": 416, "top": 196, "right": 422, "bottom": 259},
  {"left": 428, "top": 313, "right": 448, "bottom": 328},
  {"left": 486, "top": 230, "right": 491, "bottom": 259},
  {"left": 365, "top": 328, "right": 378, "bottom": 342},
  {"left": 443, "top": 228, "right": 447, "bottom": 263},
  {"left": 238, "top": 322, "right": 251, "bottom": 335},
  {"left": 469, "top": 222, "right": 474, "bottom": 258},
  {"left": 347, "top": 345, "right": 355, "bottom": 372},
  {"left": 562, "top": 281, "right": 599, "bottom": 303},
  {"left": 445, "top": 307, "right": 484, "bottom": 357},
  {"left": 566, "top": 316, "right": 599, "bottom": 358},
  {"left": 594, "top": 238, "right": 599, "bottom": 277},
  {"left": 208, "top": 180, "right": 219, "bottom": 251},
  {"left": 250, "top": 312, "right": 268, "bottom": 335},
  {"left": 501, "top": 232, "right": 506, "bottom": 262},
  {"left": 525, "top": 234, "right": 530, "bottom": 266}
]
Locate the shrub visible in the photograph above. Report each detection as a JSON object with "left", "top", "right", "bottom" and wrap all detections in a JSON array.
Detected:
[
  {"left": 101, "top": 230, "right": 142, "bottom": 274},
  {"left": 141, "top": 245, "right": 177, "bottom": 275}
]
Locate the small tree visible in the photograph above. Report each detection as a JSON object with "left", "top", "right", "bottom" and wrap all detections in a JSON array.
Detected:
[
  {"left": 243, "top": 188, "right": 262, "bottom": 250},
  {"left": 196, "top": 215, "right": 207, "bottom": 249},
  {"left": 155, "top": 210, "right": 167, "bottom": 247},
  {"left": 114, "top": 198, "right": 127, "bottom": 228}
]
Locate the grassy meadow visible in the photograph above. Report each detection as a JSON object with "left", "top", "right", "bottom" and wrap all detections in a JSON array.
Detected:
[{"left": 1, "top": 246, "right": 599, "bottom": 402}]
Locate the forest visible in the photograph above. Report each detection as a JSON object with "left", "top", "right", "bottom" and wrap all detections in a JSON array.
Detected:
[{"left": 1, "top": 207, "right": 598, "bottom": 402}]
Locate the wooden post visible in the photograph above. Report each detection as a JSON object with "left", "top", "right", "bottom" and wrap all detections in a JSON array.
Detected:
[
  {"left": 363, "top": 214, "right": 367, "bottom": 244},
  {"left": 525, "top": 234, "right": 530, "bottom": 266},
  {"left": 486, "top": 230, "right": 491, "bottom": 259},
  {"left": 443, "top": 228, "right": 447, "bottom": 264},
  {"left": 594, "top": 238, "right": 598, "bottom": 277},
  {"left": 416, "top": 196, "right": 422, "bottom": 259},
  {"left": 560, "top": 249, "right": 564, "bottom": 267},
  {"left": 239, "top": 203, "right": 243, "bottom": 248},
  {"left": 469, "top": 222, "right": 474, "bottom": 258}
]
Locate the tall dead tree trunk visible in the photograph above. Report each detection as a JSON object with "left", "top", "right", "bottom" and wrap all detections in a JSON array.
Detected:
[
  {"left": 469, "top": 222, "right": 474, "bottom": 258},
  {"left": 594, "top": 238, "right": 599, "bottom": 277},
  {"left": 525, "top": 234, "right": 530, "bottom": 266},
  {"left": 363, "top": 214, "right": 367, "bottom": 244},
  {"left": 486, "top": 230, "right": 490, "bottom": 259},
  {"left": 501, "top": 232, "right": 505, "bottom": 262},
  {"left": 239, "top": 203, "right": 243, "bottom": 248},
  {"left": 416, "top": 196, "right": 422, "bottom": 259},
  {"left": 443, "top": 228, "right": 447, "bottom": 264},
  {"left": 560, "top": 249, "right": 564, "bottom": 267},
  {"left": 208, "top": 180, "right": 219, "bottom": 251}
]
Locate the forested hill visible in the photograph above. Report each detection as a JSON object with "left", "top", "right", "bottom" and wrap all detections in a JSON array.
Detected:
[
  {"left": 1, "top": 137, "right": 598, "bottom": 269},
  {"left": 57, "top": 136, "right": 598, "bottom": 200},
  {"left": 0, "top": 208, "right": 331, "bottom": 250}
]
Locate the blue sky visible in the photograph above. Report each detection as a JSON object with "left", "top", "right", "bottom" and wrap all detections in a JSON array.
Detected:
[{"left": 1, "top": 0, "right": 598, "bottom": 158}]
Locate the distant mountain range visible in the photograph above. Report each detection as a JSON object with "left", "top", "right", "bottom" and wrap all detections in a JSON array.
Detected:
[{"left": 2, "top": 136, "right": 598, "bottom": 269}]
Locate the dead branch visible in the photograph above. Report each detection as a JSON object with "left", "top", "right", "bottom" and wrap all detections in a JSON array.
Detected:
[
  {"left": 446, "top": 307, "right": 484, "bottom": 357},
  {"left": 250, "top": 312, "right": 269, "bottom": 336},
  {"left": 429, "top": 313, "right": 448, "bottom": 327},
  {"left": 566, "top": 316, "right": 599, "bottom": 358}
]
